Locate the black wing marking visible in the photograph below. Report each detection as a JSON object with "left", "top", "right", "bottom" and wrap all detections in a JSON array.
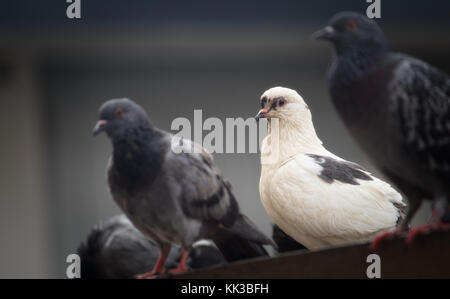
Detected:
[
  {"left": 307, "top": 154, "right": 373, "bottom": 185},
  {"left": 389, "top": 56, "right": 450, "bottom": 176},
  {"left": 168, "top": 138, "right": 239, "bottom": 227}
]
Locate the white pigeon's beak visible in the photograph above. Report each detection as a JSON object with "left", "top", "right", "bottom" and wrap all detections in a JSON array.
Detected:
[
  {"left": 255, "top": 108, "right": 269, "bottom": 121},
  {"left": 93, "top": 120, "right": 107, "bottom": 136}
]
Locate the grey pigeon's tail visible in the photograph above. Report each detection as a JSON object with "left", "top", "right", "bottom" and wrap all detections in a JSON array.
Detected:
[
  {"left": 272, "top": 224, "right": 306, "bottom": 253},
  {"left": 211, "top": 225, "right": 270, "bottom": 262},
  {"left": 229, "top": 214, "right": 276, "bottom": 247},
  {"left": 211, "top": 214, "right": 276, "bottom": 262}
]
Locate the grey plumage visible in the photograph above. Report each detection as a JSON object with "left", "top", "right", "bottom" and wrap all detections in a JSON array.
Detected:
[
  {"left": 77, "top": 215, "right": 225, "bottom": 279},
  {"left": 315, "top": 12, "right": 450, "bottom": 227},
  {"left": 389, "top": 58, "right": 450, "bottom": 176},
  {"left": 94, "top": 98, "right": 274, "bottom": 276}
]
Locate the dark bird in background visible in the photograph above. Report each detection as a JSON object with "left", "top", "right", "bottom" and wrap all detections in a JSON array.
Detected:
[
  {"left": 314, "top": 12, "right": 450, "bottom": 246},
  {"left": 272, "top": 224, "right": 306, "bottom": 253},
  {"left": 93, "top": 98, "right": 274, "bottom": 278},
  {"left": 77, "top": 215, "right": 226, "bottom": 279}
]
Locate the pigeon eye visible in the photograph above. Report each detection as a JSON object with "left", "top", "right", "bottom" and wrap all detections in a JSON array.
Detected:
[
  {"left": 278, "top": 99, "right": 286, "bottom": 107},
  {"left": 115, "top": 108, "right": 123, "bottom": 117},
  {"left": 346, "top": 21, "right": 358, "bottom": 31},
  {"left": 261, "top": 98, "right": 267, "bottom": 108}
]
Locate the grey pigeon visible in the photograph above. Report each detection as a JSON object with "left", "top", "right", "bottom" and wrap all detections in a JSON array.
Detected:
[
  {"left": 314, "top": 12, "right": 450, "bottom": 243},
  {"left": 93, "top": 98, "right": 274, "bottom": 278},
  {"left": 77, "top": 215, "right": 225, "bottom": 279}
]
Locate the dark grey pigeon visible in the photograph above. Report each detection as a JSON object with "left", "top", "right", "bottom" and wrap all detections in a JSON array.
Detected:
[
  {"left": 77, "top": 215, "right": 225, "bottom": 279},
  {"left": 93, "top": 98, "right": 274, "bottom": 278},
  {"left": 314, "top": 12, "right": 450, "bottom": 238}
]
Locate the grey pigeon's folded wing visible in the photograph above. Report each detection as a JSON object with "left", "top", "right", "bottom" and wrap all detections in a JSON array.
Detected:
[
  {"left": 165, "top": 137, "right": 239, "bottom": 227},
  {"left": 389, "top": 56, "right": 450, "bottom": 177},
  {"left": 166, "top": 136, "right": 275, "bottom": 249}
]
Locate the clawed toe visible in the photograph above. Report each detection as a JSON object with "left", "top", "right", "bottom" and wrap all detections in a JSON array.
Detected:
[{"left": 136, "top": 270, "right": 165, "bottom": 279}]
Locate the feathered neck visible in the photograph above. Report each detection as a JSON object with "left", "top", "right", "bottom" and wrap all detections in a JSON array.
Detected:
[
  {"left": 110, "top": 127, "right": 165, "bottom": 191},
  {"left": 262, "top": 111, "right": 323, "bottom": 166},
  {"left": 330, "top": 44, "right": 388, "bottom": 87},
  {"left": 112, "top": 127, "right": 154, "bottom": 160}
]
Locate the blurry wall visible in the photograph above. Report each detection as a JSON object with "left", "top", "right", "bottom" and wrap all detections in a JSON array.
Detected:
[{"left": 0, "top": 0, "right": 449, "bottom": 278}]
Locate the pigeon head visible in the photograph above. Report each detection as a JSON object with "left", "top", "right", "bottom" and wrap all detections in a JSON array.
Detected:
[
  {"left": 256, "top": 87, "right": 310, "bottom": 123},
  {"left": 93, "top": 98, "right": 152, "bottom": 140},
  {"left": 313, "top": 12, "right": 388, "bottom": 55},
  {"left": 257, "top": 87, "right": 322, "bottom": 157}
]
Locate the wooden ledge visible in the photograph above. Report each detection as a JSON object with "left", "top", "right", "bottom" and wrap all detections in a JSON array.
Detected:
[{"left": 170, "top": 229, "right": 450, "bottom": 279}]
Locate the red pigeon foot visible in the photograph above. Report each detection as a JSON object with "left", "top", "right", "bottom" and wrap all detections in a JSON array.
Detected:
[
  {"left": 136, "top": 247, "right": 170, "bottom": 279},
  {"left": 168, "top": 250, "right": 190, "bottom": 275},
  {"left": 136, "top": 268, "right": 166, "bottom": 279}
]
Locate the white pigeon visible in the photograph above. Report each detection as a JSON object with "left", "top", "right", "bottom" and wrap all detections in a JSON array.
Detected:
[{"left": 256, "top": 87, "right": 407, "bottom": 250}]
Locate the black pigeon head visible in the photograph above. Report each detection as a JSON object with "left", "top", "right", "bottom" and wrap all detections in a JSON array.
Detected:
[
  {"left": 93, "top": 98, "right": 152, "bottom": 141},
  {"left": 314, "top": 11, "right": 388, "bottom": 55}
]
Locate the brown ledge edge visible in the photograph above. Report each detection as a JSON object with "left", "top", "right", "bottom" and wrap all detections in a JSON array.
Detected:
[{"left": 162, "top": 229, "right": 450, "bottom": 279}]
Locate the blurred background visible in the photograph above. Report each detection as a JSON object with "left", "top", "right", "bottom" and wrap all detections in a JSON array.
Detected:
[{"left": 1, "top": 0, "right": 450, "bottom": 278}]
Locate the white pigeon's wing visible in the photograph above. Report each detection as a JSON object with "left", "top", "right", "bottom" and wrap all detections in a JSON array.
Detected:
[{"left": 269, "top": 154, "right": 405, "bottom": 245}]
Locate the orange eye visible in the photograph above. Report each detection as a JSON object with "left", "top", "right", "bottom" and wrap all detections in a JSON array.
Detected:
[
  {"left": 346, "top": 21, "right": 358, "bottom": 30},
  {"left": 115, "top": 108, "right": 123, "bottom": 117}
]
